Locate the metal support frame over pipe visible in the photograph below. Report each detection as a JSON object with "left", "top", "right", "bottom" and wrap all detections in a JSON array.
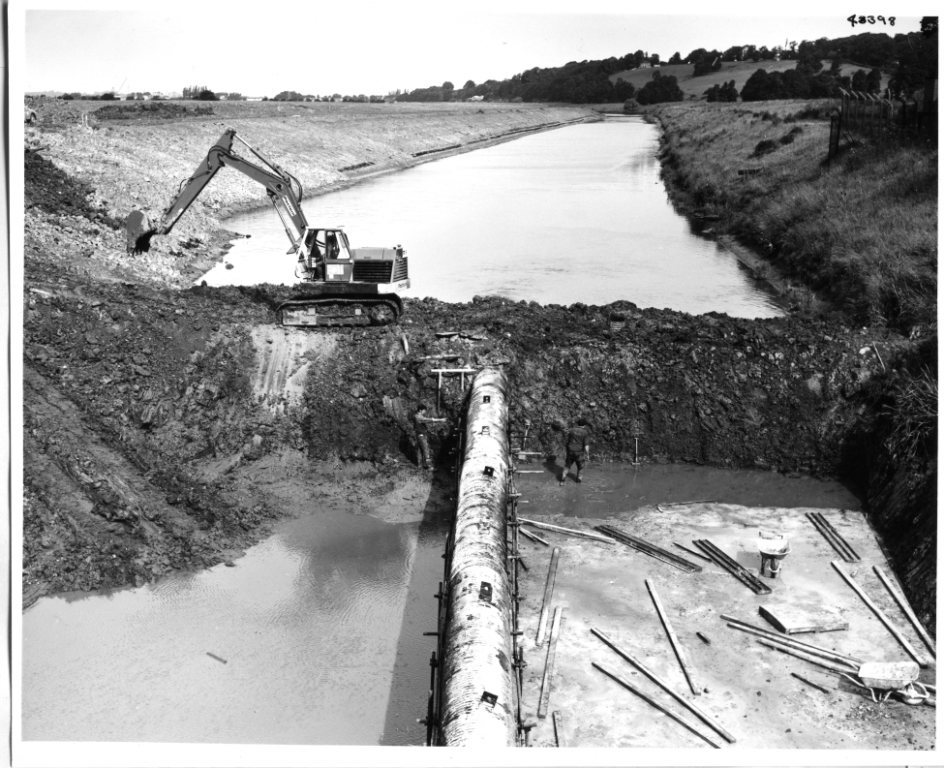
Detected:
[{"left": 439, "top": 368, "right": 518, "bottom": 746}]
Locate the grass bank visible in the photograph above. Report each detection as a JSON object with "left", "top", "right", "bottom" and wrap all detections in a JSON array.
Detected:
[
  {"left": 652, "top": 99, "right": 936, "bottom": 333},
  {"left": 652, "top": 99, "right": 937, "bottom": 627}
]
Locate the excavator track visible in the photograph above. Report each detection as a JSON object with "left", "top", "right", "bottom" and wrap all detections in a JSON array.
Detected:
[{"left": 277, "top": 294, "right": 402, "bottom": 328}]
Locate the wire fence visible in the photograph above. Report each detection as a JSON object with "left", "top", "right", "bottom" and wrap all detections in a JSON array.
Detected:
[{"left": 828, "top": 87, "right": 937, "bottom": 161}]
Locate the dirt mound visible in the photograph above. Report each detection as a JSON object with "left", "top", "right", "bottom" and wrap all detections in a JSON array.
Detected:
[
  {"left": 25, "top": 150, "right": 121, "bottom": 228},
  {"left": 94, "top": 102, "right": 214, "bottom": 121}
]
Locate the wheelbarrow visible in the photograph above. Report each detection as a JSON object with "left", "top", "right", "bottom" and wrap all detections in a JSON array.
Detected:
[
  {"left": 758, "top": 531, "right": 791, "bottom": 578},
  {"left": 841, "top": 661, "right": 931, "bottom": 705}
]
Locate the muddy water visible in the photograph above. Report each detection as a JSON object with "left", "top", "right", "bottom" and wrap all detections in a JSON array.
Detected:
[
  {"left": 203, "top": 116, "right": 784, "bottom": 318},
  {"left": 21, "top": 508, "right": 436, "bottom": 745}
]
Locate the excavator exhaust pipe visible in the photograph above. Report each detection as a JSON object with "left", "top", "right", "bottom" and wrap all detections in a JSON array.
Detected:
[{"left": 126, "top": 210, "right": 156, "bottom": 255}]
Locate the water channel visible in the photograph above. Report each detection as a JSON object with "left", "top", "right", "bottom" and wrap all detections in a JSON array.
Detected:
[
  {"left": 22, "top": 116, "right": 848, "bottom": 752},
  {"left": 203, "top": 116, "right": 785, "bottom": 318}
]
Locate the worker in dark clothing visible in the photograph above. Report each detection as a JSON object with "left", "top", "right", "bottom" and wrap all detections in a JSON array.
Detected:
[
  {"left": 560, "top": 418, "right": 591, "bottom": 485},
  {"left": 413, "top": 405, "right": 446, "bottom": 469}
]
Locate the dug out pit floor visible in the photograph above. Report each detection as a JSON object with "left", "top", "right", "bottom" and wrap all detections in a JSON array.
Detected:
[{"left": 509, "top": 463, "right": 935, "bottom": 751}]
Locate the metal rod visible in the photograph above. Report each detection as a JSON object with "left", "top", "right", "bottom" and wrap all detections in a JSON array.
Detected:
[
  {"left": 592, "top": 662, "right": 720, "bottom": 749},
  {"left": 673, "top": 542, "right": 713, "bottom": 563},
  {"left": 538, "top": 607, "right": 563, "bottom": 718},
  {"left": 755, "top": 639, "right": 852, "bottom": 675},
  {"left": 552, "top": 711, "right": 565, "bottom": 747},
  {"left": 830, "top": 561, "right": 927, "bottom": 667},
  {"left": 724, "top": 622, "right": 860, "bottom": 668},
  {"left": 597, "top": 525, "right": 702, "bottom": 572},
  {"left": 520, "top": 517, "right": 613, "bottom": 543},
  {"left": 591, "top": 627, "right": 736, "bottom": 743},
  {"left": 519, "top": 528, "right": 550, "bottom": 547},
  {"left": 872, "top": 565, "right": 936, "bottom": 658},
  {"left": 813, "top": 512, "right": 861, "bottom": 561},
  {"left": 721, "top": 614, "right": 862, "bottom": 666},
  {"left": 807, "top": 512, "right": 858, "bottom": 562},
  {"left": 536, "top": 548, "right": 561, "bottom": 646},
  {"left": 646, "top": 579, "right": 702, "bottom": 696},
  {"left": 791, "top": 671, "right": 832, "bottom": 694},
  {"left": 692, "top": 539, "right": 771, "bottom": 595},
  {"left": 806, "top": 511, "right": 853, "bottom": 560}
]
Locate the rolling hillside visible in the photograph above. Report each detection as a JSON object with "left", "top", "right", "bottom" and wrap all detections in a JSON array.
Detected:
[{"left": 610, "top": 59, "right": 887, "bottom": 99}]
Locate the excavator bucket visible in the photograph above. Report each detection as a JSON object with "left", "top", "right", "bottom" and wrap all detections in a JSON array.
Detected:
[{"left": 126, "top": 210, "right": 155, "bottom": 255}]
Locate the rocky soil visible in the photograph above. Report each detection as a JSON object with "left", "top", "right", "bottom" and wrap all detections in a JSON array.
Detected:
[{"left": 19, "top": 99, "right": 933, "bottom": 630}]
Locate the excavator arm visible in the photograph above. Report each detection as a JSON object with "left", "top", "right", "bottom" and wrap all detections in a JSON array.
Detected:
[{"left": 126, "top": 128, "right": 309, "bottom": 255}]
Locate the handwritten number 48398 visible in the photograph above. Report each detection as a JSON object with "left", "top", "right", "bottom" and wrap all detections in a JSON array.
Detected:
[{"left": 848, "top": 15, "right": 895, "bottom": 26}]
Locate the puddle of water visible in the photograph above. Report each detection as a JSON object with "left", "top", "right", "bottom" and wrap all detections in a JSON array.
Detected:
[
  {"left": 21, "top": 509, "right": 426, "bottom": 745},
  {"left": 517, "top": 461, "right": 861, "bottom": 518}
]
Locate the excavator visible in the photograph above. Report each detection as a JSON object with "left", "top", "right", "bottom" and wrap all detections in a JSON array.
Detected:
[{"left": 125, "top": 128, "right": 409, "bottom": 327}]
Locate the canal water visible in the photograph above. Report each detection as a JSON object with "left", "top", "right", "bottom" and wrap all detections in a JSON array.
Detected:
[
  {"left": 203, "top": 116, "right": 784, "bottom": 318},
  {"left": 22, "top": 117, "right": 823, "bottom": 751}
]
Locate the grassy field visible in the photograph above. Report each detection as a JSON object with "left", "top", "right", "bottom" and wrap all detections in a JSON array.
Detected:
[
  {"left": 652, "top": 99, "right": 936, "bottom": 334},
  {"left": 612, "top": 60, "right": 889, "bottom": 100}
]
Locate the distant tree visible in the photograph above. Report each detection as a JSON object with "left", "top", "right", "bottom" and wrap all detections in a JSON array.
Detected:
[
  {"left": 650, "top": 53, "right": 660, "bottom": 66},
  {"left": 442, "top": 81, "right": 454, "bottom": 91},
  {"left": 692, "top": 50, "right": 722, "bottom": 76},
  {"left": 613, "top": 78, "right": 635, "bottom": 100},
  {"left": 195, "top": 89, "right": 218, "bottom": 101},
  {"left": 740, "top": 69, "right": 781, "bottom": 100},
  {"left": 272, "top": 90, "right": 303, "bottom": 101},
  {"left": 866, "top": 67, "right": 882, "bottom": 93},
  {"left": 636, "top": 70, "right": 684, "bottom": 104},
  {"left": 851, "top": 69, "right": 868, "bottom": 91},
  {"left": 464, "top": 80, "right": 476, "bottom": 89},
  {"left": 668, "top": 51, "right": 682, "bottom": 65},
  {"left": 99, "top": 92, "right": 117, "bottom": 100},
  {"left": 705, "top": 80, "right": 738, "bottom": 102}
]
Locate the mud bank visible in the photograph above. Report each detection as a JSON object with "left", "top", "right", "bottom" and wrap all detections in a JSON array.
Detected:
[{"left": 20, "top": 99, "right": 933, "bottom": 633}]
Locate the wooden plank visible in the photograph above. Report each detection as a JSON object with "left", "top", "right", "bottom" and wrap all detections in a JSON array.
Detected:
[
  {"left": 592, "top": 662, "right": 720, "bottom": 748},
  {"left": 873, "top": 565, "right": 936, "bottom": 658},
  {"left": 830, "top": 561, "right": 928, "bottom": 667},
  {"left": 646, "top": 578, "right": 702, "bottom": 695},
  {"left": 538, "top": 607, "right": 563, "bottom": 718},
  {"left": 535, "top": 548, "right": 560, "bottom": 646},
  {"left": 758, "top": 604, "right": 849, "bottom": 635}
]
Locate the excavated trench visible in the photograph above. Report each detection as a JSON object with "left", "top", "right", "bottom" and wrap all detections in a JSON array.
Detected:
[{"left": 23, "top": 272, "right": 925, "bottom": 606}]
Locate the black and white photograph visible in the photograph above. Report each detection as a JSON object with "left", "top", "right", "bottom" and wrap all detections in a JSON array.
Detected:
[{"left": 9, "top": 0, "right": 939, "bottom": 765}]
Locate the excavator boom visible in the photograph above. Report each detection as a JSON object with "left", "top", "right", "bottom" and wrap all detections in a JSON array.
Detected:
[
  {"left": 125, "top": 127, "right": 408, "bottom": 327},
  {"left": 127, "top": 129, "right": 307, "bottom": 255}
]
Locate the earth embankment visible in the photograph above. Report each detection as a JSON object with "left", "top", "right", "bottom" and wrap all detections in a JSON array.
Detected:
[{"left": 20, "top": 99, "right": 934, "bottom": 631}]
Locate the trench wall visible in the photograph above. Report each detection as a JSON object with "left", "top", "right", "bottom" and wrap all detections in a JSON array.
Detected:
[{"left": 438, "top": 368, "right": 517, "bottom": 746}]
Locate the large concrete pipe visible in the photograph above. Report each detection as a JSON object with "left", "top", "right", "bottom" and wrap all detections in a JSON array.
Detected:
[{"left": 439, "top": 368, "right": 517, "bottom": 746}]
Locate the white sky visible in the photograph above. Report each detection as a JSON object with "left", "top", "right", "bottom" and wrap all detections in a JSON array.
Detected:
[{"left": 15, "top": 0, "right": 927, "bottom": 97}]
